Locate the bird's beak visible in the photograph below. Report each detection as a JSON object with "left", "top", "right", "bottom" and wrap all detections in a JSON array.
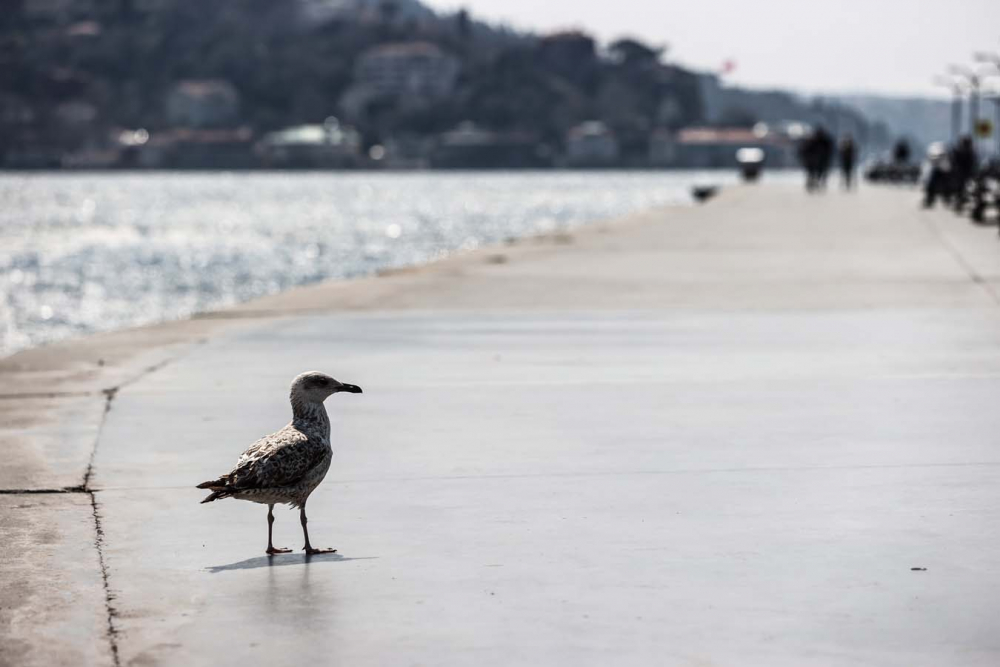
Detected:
[{"left": 339, "top": 383, "right": 363, "bottom": 394}]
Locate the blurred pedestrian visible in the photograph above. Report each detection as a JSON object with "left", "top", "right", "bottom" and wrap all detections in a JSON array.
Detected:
[
  {"left": 892, "top": 139, "right": 911, "bottom": 166},
  {"left": 800, "top": 126, "right": 834, "bottom": 193},
  {"left": 799, "top": 134, "right": 819, "bottom": 192},
  {"left": 950, "top": 135, "right": 977, "bottom": 211},
  {"left": 838, "top": 135, "right": 857, "bottom": 189},
  {"left": 892, "top": 139, "right": 910, "bottom": 166},
  {"left": 814, "top": 126, "right": 834, "bottom": 190},
  {"left": 922, "top": 142, "right": 952, "bottom": 208}
]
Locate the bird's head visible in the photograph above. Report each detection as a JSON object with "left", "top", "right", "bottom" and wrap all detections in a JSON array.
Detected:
[{"left": 290, "top": 371, "right": 362, "bottom": 404}]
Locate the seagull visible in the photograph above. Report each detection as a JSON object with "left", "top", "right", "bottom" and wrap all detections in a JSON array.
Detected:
[{"left": 197, "top": 371, "right": 362, "bottom": 555}]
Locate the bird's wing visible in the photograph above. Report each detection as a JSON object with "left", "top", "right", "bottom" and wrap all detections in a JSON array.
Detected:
[{"left": 227, "top": 426, "right": 326, "bottom": 489}]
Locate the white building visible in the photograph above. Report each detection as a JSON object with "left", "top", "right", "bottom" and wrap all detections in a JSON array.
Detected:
[
  {"left": 355, "top": 42, "right": 459, "bottom": 99},
  {"left": 352, "top": 42, "right": 459, "bottom": 101}
]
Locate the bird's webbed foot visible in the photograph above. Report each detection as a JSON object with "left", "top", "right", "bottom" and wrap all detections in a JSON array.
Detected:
[
  {"left": 266, "top": 547, "right": 293, "bottom": 555},
  {"left": 304, "top": 547, "right": 337, "bottom": 555}
]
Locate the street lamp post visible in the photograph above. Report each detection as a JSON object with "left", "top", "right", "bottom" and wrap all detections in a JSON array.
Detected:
[
  {"left": 934, "top": 75, "right": 964, "bottom": 142},
  {"left": 974, "top": 52, "right": 1000, "bottom": 154},
  {"left": 984, "top": 93, "right": 1000, "bottom": 155},
  {"left": 950, "top": 65, "right": 980, "bottom": 144}
]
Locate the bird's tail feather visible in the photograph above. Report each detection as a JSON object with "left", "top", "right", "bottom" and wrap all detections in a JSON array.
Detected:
[
  {"left": 199, "top": 489, "right": 231, "bottom": 504},
  {"left": 197, "top": 476, "right": 227, "bottom": 489},
  {"left": 197, "top": 476, "right": 233, "bottom": 504}
]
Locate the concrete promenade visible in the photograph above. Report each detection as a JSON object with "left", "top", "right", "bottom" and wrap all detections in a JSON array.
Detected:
[{"left": 3, "top": 183, "right": 1000, "bottom": 666}]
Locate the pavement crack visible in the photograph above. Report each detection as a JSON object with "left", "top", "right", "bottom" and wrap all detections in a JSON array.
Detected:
[
  {"left": 81, "top": 385, "right": 117, "bottom": 491},
  {"left": 89, "top": 490, "right": 122, "bottom": 667},
  {"left": 112, "top": 358, "right": 173, "bottom": 393},
  {"left": 0, "top": 390, "right": 98, "bottom": 400},
  {"left": 81, "top": 357, "right": 173, "bottom": 490},
  {"left": 0, "top": 360, "right": 174, "bottom": 404},
  {"left": 920, "top": 213, "right": 1000, "bottom": 305},
  {"left": 72, "top": 357, "right": 175, "bottom": 666},
  {"left": 0, "top": 486, "right": 88, "bottom": 494}
]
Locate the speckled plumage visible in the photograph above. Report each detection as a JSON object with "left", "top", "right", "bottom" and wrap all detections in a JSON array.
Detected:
[
  {"left": 197, "top": 371, "right": 362, "bottom": 554},
  {"left": 224, "top": 404, "right": 332, "bottom": 508}
]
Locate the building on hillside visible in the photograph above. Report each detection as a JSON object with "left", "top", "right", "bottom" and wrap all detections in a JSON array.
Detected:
[
  {"left": 340, "top": 42, "right": 459, "bottom": 119},
  {"left": 255, "top": 119, "right": 362, "bottom": 168},
  {"left": 125, "top": 127, "right": 254, "bottom": 169},
  {"left": 166, "top": 80, "right": 240, "bottom": 129},
  {"left": 431, "top": 122, "right": 549, "bottom": 169},
  {"left": 355, "top": 42, "right": 459, "bottom": 99},
  {"left": 565, "top": 121, "right": 619, "bottom": 167},
  {"left": 377, "top": 134, "right": 435, "bottom": 169}
]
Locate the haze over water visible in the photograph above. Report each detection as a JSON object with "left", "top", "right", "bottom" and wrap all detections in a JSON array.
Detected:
[{"left": 0, "top": 170, "right": 769, "bottom": 357}]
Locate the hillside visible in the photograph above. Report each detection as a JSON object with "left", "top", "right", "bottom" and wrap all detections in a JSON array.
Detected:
[{"left": 1, "top": 0, "right": 900, "bottom": 168}]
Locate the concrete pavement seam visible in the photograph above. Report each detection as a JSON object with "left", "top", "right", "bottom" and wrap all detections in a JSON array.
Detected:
[
  {"left": 73, "top": 356, "right": 175, "bottom": 667},
  {"left": 919, "top": 213, "right": 1000, "bottom": 305},
  {"left": 80, "top": 357, "right": 171, "bottom": 489},
  {"left": 81, "top": 387, "right": 117, "bottom": 491},
  {"left": 0, "top": 390, "right": 97, "bottom": 400},
  {"left": 0, "top": 487, "right": 88, "bottom": 494},
  {"left": 80, "top": 382, "right": 122, "bottom": 667},
  {"left": 88, "top": 490, "right": 120, "bottom": 667}
]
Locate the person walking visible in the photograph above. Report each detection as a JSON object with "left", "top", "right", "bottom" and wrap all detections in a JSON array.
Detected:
[
  {"left": 800, "top": 126, "right": 833, "bottom": 192},
  {"left": 814, "top": 126, "right": 834, "bottom": 190},
  {"left": 922, "top": 142, "right": 952, "bottom": 209},
  {"left": 838, "top": 135, "right": 857, "bottom": 189},
  {"left": 892, "top": 139, "right": 911, "bottom": 166},
  {"left": 799, "top": 133, "right": 819, "bottom": 192},
  {"left": 950, "top": 135, "right": 978, "bottom": 211}
]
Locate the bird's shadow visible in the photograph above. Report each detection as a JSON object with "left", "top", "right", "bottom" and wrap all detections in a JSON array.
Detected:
[{"left": 206, "top": 552, "right": 377, "bottom": 573}]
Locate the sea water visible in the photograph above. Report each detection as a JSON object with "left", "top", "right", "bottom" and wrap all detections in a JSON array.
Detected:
[{"left": 0, "top": 170, "right": 758, "bottom": 356}]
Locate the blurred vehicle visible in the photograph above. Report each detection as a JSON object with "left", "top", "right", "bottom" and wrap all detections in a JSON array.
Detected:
[{"left": 864, "top": 152, "right": 920, "bottom": 184}]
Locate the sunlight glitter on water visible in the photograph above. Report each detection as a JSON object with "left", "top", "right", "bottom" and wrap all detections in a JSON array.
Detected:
[{"left": 0, "top": 170, "right": 754, "bottom": 356}]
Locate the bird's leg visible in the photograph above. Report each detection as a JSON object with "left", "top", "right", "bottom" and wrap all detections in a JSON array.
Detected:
[
  {"left": 300, "top": 502, "right": 335, "bottom": 555},
  {"left": 265, "top": 504, "right": 291, "bottom": 555}
]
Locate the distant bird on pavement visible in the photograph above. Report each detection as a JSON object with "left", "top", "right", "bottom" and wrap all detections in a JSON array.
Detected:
[
  {"left": 198, "top": 371, "right": 362, "bottom": 555},
  {"left": 691, "top": 185, "right": 719, "bottom": 203}
]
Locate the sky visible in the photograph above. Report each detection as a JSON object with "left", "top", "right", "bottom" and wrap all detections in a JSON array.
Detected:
[{"left": 423, "top": 0, "right": 1000, "bottom": 98}]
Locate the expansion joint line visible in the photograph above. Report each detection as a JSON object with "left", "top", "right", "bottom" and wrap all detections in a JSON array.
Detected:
[
  {"left": 1, "top": 357, "right": 177, "bottom": 663},
  {"left": 89, "top": 488, "right": 121, "bottom": 667},
  {"left": 920, "top": 214, "right": 1000, "bottom": 306},
  {"left": 80, "top": 357, "right": 174, "bottom": 667},
  {"left": 85, "top": 382, "right": 123, "bottom": 667}
]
